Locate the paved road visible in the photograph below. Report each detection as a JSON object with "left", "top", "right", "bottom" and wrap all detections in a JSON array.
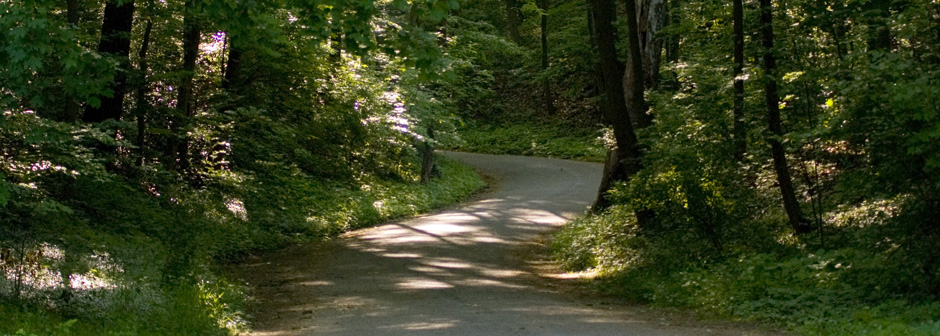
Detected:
[{"left": 235, "top": 152, "right": 777, "bottom": 336}]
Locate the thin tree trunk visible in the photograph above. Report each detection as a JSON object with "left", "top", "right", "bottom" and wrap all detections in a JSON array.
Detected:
[
  {"left": 759, "top": 0, "right": 811, "bottom": 234},
  {"left": 866, "top": 0, "right": 892, "bottom": 51},
  {"left": 66, "top": 0, "right": 79, "bottom": 25},
  {"left": 822, "top": 1, "right": 850, "bottom": 61},
  {"left": 169, "top": 1, "right": 200, "bottom": 172},
  {"left": 588, "top": 0, "right": 644, "bottom": 216},
  {"left": 623, "top": 0, "right": 652, "bottom": 129},
  {"left": 586, "top": 3, "right": 606, "bottom": 122},
  {"left": 60, "top": 0, "right": 81, "bottom": 284},
  {"left": 505, "top": 0, "right": 522, "bottom": 43},
  {"left": 135, "top": 19, "right": 153, "bottom": 167},
  {"left": 222, "top": 39, "right": 243, "bottom": 93},
  {"left": 587, "top": 4, "right": 604, "bottom": 97},
  {"left": 82, "top": 0, "right": 135, "bottom": 123},
  {"left": 205, "top": 35, "right": 242, "bottom": 171},
  {"left": 539, "top": 0, "right": 555, "bottom": 114},
  {"left": 63, "top": 0, "right": 81, "bottom": 121},
  {"left": 661, "top": 0, "right": 680, "bottom": 91},
  {"left": 664, "top": 0, "right": 680, "bottom": 63},
  {"left": 420, "top": 127, "right": 436, "bottom": 185},
  {"left": 732, "top": 0, "right": 746, "bottom": 161}
]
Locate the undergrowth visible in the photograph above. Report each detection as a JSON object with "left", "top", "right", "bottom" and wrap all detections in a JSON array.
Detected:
[
  {"left": 450, "top": 121, "right": 606, "bottom": 162},
  {"left": 553, "top": 205, "right": 940, "bottom": 336}
]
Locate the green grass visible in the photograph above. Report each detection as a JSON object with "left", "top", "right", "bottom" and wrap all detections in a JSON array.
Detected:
[
  {"left": 0, "top": 155, "right": 485, "bottom": 336},
  {"left": 552, "top": 205, "right": 940, "bottom": 336},
  {"left": 1, "top": 282, "right": 247, "bottom": 336},
  {"left": 450, "top": 121, "right": 607, "bottom": 162}
]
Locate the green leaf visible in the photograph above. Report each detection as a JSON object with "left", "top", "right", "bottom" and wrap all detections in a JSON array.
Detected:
[{"left": 430, "top": 0, "right": 450, "bottom": 21}]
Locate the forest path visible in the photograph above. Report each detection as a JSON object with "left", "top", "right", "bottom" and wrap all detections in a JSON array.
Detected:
[{"left": 233, "top": 152, "right": 782, "bottom": 335}]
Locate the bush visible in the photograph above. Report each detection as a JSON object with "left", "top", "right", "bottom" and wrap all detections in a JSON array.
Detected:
[{"left": 553, "top": 209, "right": 940, "bottom": 335}]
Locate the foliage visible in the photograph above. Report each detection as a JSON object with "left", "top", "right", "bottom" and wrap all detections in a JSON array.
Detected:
[
  {"left": 0, "top": 0, "right": 485, "bottom": 334},
  {"left": 453, "top": 0, "right": 940, "bottom": 328},
  {"left": 450, "top": 121, "right": 606, "bottom": 162},
  {"left": 553, "top": 205, "right": 940, "bottom": 335},
  {"left": 464, "top": 0, "right": 940, "bottom": 333},
  {"left": 0, "top": 154, "right": 482, "bottom": 335},
  {"left": 4, "top": 0, "right": 940, "bottom": 332}
]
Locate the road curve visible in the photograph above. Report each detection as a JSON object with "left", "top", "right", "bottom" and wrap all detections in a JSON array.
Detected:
[{"left": 234, "top": 152, "right": 770, "bottom": 336}]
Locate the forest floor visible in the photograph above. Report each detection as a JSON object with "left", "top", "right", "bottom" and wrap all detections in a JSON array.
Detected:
[{"left": 228, "top": 152, "right": 789, "bottom": 335}]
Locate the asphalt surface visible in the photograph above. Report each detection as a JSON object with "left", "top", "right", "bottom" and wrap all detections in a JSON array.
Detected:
[{"left": 234, "top": 152, "right": 782, "bottom": 336}]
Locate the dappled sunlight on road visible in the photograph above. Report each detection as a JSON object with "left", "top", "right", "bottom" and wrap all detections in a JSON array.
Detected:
[
  {"left": 395, "top": 277, "right": 455, "bottom": 290},
  {"left": 236, "top": 153, "right": 764, "bottom": 336}
]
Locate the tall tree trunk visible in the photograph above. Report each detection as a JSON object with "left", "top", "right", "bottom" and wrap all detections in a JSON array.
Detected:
[
  {"left": 732, "top": 0, "right": 746, "bottom": 161},
  {"left": 66, "top": 0, "right": 79, "bottom": 25},
  {"left": 206, "top": 34, "right": 242, "bottom": 171},
  {"left": 866, "top": 0, "right": 892, "bottom": 51},
  {"left": 539, "top": 0, "right": 556, "bottom": 114},
  {"left": 664, "top": 0, "right": 680, "bottom": 63},
  {"left": 632, "top": 0, "right": 666, "bottom": 89},
  {"left": 587, "top": 4, "right": 603, "bottom": 96},
  {"left": 505, "top": 0, "right": 522, "bottom": 43},
  {"left": 586, "top": 2, "right": 605, "bottom": 120},
  {"left": 759, "top": 0, "right": 811, "bottom": 234},
  {"left": 661, "top": 0, "right": 681, "bottom": 91},
  {"left": 135, "top": 19, "right": 153, "bottom": 166},
  {"left": 63, "top": 0, "right": 81, "bottom": 121},
  {"left": 169, "top": 2, "right": 200, "bottom": 172},
  {"left": 82, "top": 0, "right": 135, "bottom": 123},
  {"left": 222, "top": 40, "right": 243, "bottom": 93},
  {"left": 820, "top": 1, "right": 850, "bottom": 61},
  {"left": 59, "top": 0, "right": 81, "bottom": 288},
  {"left": 588, "top": 0, "right": 645, "bottom": 217},
  {"left": 623, "top": 0, "right": 653, "bottom": 129}
]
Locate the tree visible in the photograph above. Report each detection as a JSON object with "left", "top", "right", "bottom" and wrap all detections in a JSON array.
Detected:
[
  {"left": 134, "top": 18, "right": 154, "bottom": 166},
  {"left": 623, "top": 0, "right": 653, "bottom": 129},
  {"left": 82, "top": 0, "right": 135, "bottom": 123},
  {"left": 732, "top": 0, "right": 746, "bottom": 160},
  {"left": 168, "top": 0, "right": 201, "bottom": 172},
  {"left": 664, "top": 0, "right": 680, "bottom": 64},
  {"left": 864, "top": 0, "right": 892, "bottom": 51},
  {"left": 222, "top": 41, "right": 243, "bottom": 92},
  {"left": 505, "top": 0, "right": 523, "bottom": 43},
  {"left": 632, "top": 0, "right": 667, "bottom": 89},
  {"left": 588, "top": 0, "right": 644, "bottom": 215},
  {"left": 538, "top": 0, "right": 556, "bottom": 114},
  {"left": 63, "top": 0, "right": 80, "bottom": 121},
  {"left": 759, "top": 0, "right": 811, "bottom": 234}
]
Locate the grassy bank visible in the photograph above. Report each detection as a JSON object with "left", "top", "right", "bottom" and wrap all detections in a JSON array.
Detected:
[
  {"left": 553, "top": 205, "right": 940, "bottom": 336},
  {"left": 450, "top": 121, "right": 607, "bottom": 162},
  {"left": 0, "top": 155, "right": 484, "bottom": 336}
]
